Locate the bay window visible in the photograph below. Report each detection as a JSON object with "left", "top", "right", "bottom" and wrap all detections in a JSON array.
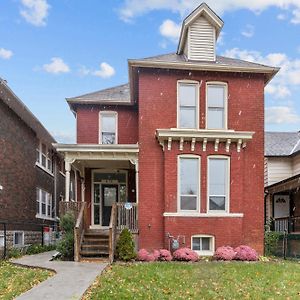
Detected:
[
  {"left": 208, "top": 156, "right": 229, "bottom": 212},
  {"left": 207, "top": 83, "right": 227, "bottom": 129},
  {"left": 99, "top": 112, "right": 118, "bottom": 144},
  {"left": 178, "top": 81, "right": 199, "bottom": 129},
  {"left": 178, "top": 156, "right": 200, "bottom": 211}
]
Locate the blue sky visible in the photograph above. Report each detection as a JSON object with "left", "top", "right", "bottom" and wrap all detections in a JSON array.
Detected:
[{"left": 1, "top": 0, "right": 300, "bottom": 143}]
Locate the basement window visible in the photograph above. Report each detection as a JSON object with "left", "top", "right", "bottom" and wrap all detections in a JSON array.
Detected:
[
  {"left": 13, "top": 232, "right": 24, "bottom": 247},
  {"left": 191, "top": 235, "right": 214, "bottom": 256}
]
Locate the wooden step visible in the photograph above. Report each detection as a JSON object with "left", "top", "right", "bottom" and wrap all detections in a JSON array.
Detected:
[
  {"left": 81, "top": 244, "right": 109, "bottom": 250},
  {"left": 80, "top": 249, "right": 109, "bottom": 256},
  {"left": 84, "top": 233, "right": 109, "bottom": 239},
  {"left": 79, "top": 257, "right": 110, "bottom": 263},
  {"left": 85, "top": 229, "right": 109, "bottom": 235},
  {"left": 82, "top": 237, "right": 108, "bottom": 243}
]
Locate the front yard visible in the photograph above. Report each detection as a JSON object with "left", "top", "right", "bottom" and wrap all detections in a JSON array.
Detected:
[
  {"left": 84, "top": 260, "right": 300, "bottom": 299},
  {"left": 0, "top": 261, "right": 53, "bottom": 300}
]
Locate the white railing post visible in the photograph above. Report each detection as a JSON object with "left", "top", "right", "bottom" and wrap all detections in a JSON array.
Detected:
[{"left": 65, "top": 159, "right": 71, "bottom": 202}]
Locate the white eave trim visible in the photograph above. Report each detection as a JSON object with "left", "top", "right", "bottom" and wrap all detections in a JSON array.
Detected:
[{"left": 163, "top": 212, "right": 244, "bottom": 218}]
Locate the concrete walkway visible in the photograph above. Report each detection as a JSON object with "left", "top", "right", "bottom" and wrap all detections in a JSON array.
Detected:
[{"left": 12, "top": 251, "right": 107, "bottom": 300}]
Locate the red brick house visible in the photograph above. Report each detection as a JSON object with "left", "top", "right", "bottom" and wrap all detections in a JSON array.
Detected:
[{"left": 55, "top": 3, "right": 279, "bottom": 261}]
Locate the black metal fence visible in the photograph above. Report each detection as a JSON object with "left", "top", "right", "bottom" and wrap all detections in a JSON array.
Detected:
[{"left": 0, "top": 220, "right": 59, "bottom": 259}]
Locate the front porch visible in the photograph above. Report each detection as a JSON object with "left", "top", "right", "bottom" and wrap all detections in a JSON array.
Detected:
[
  {"left": 55, "top": 144, "right": 139, "bottom": 261},
  {"left": 265, "top": 174, "right": 300, "bottom": 234}
]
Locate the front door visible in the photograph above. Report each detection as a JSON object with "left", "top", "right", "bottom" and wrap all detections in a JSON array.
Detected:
[{"left": 101, "top": 185, "right": 118, "bottom": 226}]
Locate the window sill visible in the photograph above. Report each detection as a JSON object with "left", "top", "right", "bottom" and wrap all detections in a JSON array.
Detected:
[
  {"left": 163, "top": 212, "right": 244, "bottom": 218},
  {"left": 35, "top": 214, "right": 57, "bottom": 221},
  {"left": 193, "top": 250, "right": 214, "bottom": 256},
  {"left": 35, "top": 163, "right": 54, "bottom": 177},
  {"left": 59, "top": 171, "right": 66, "bottom": 177}
]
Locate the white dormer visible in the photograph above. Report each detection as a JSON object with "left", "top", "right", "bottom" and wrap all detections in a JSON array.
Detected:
[{"left": 177, "top": 3, "right": 224, "bottom": 62}]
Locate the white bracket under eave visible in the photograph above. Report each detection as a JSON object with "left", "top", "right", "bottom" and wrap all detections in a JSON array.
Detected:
[
  {"left": 237, "top": 139, "right": 243, "bottom": 152},
  {"left": 179, "top": 137, "right": 184, "bottom": 151},
  {"left": 203, "top": 138, "right": 207, "bottom": 151},
  {"left": 167, "top": 137, "right": 172, "bottom": 150},
  {"left": 191, "top": 138, "right": 196, "bottom": 151},
  {"left": 214, "top": 139, "right": 219, "bottom": 152},
  {"left": 159, "top": 140, "right": 165, "bottom": 151},
  {"left": 226, "top": 139, "right": 231, "bottom": 152}
]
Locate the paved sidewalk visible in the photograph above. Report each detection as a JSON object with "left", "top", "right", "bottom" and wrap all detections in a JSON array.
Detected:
[{"left": 12, "top": 251, "right": 107, "bottom": 300}]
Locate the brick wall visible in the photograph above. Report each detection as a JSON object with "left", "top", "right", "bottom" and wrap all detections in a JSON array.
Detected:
[{"left": 137, "top": 68, "right": 265, "bottom": 253}]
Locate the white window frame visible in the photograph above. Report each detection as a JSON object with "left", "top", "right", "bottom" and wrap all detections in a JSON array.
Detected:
[
  {"left": 177, "top": 155, "right": 201, "bottom": 213},
  {"left": 206, "top": 82, "right": 228, "bottom": 130},
  {"left": 191, "top": 234, "right": 215, "bottom": 256},
  {"left": 36, "top": 141, "right": 53, "bottom": 175},
  {"left": 36, "top": 187, "right": 55, "bottom": 220},
  {"left": 13, "top": 231, "right": 24, "bottom": 247},
  {"left": 0, "top": 235, "right": 4, "bottom": 247},
  {"left": 207, "top": 155, "right": 230, "bottom": 213},
  {"left": 177, "top": 80, "right": 200, "bottom": 129},
  {"left": 99, "top": 111, "right": 118, "bottom": 144}
]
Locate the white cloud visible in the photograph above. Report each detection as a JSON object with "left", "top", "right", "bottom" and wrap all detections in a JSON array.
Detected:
[
  {"left": 266, "top": 106, "right": 300, "bottom": 124},
  {"left": 241, "top": 24, "right": 254, "bottom": 38},
  {"left": 292, "top": 8, "right": 300, "bottom": 24},
  {"left": 0, "top": 48, "right": 13, "bottom": 60},
  {"left": 118, "top": 0, "right": 300, "bottom": 24},
  {"left": 20, "top": 0, "right": 50, "bottom": 26},
  {"left": 223, "top": 48, "right": 300, "bottom": 99},
  {"left": 159, "top": 19, "right": 181, "bottom": 43},
  {"left": 78, "top": 65, "right": 90, "bottom": 76},
  {"left": 52, "top": 131, "right": 75, "bottom": 143},
  {"left": 277, "top": 13, "right": 287, "bottom": 20},
  {"left": 217, "top": 31, "right": 225, "bottom": 46},
  {"left": 43, "top": 57, "right": 70, "bottom": 74},
  {"left": 93, "top": 62, "right": 115, "bottom": 78}
]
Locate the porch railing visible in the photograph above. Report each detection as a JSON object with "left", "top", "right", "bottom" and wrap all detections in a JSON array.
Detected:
[
  {"left": 274, "top": 216, "right": 300, "bottom": 233},
  {"left": 109, "top": 204, "right": 117, "bottom": 263},
  {"left": 116, "top": 203, "right": 138, "bottom": 234},
  {"left": 74, "top": 202, "right": 87, "bottom": 262},
  {"left": 59, "top": 201, "right": 84, "bottom": 220}
]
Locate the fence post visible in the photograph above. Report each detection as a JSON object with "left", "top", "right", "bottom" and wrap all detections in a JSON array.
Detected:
[
  {"left": 3, "top": 223, "right": 7, "bottom": 259},
  {"left": 41, "top": 226, "right": 44, "bottom": 246}
]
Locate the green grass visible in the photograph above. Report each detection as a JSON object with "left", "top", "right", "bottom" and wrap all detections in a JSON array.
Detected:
[
  {"left": 84, "top": 261, "right": 300, "bottom": 299},
  {"left": 0, "top": 261, "right": 53, "bottom": 300}
]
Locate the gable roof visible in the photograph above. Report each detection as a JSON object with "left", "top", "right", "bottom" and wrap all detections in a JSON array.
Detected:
[
  {"left": 265, "top": 132, "right": 300, "bottom": 156},
  {"left": 0, "top": 78, "right": 56, "bottom": 144},
  {"left": 67, "top": 83, "right": 130, "bottom": 109},
  {"left": 177, "top": 3, "right": 224, "bottom": 54}
]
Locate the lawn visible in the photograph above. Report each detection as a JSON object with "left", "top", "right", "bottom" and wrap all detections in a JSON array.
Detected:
[
  {"left": 84, "top": 261, "right": 300, "bottom": 299},
  {"left": 0, "top": 261, "right": 53, "bottom": 300}
]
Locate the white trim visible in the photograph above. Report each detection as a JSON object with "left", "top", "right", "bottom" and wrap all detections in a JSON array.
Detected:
[
  {"left": 191, "top": 234, "right": 215, "bottom": 256},
  {"left": 13, "top": 231, "right": 24, "bottom": 247},
  {"left": 36, "top": 187, "right": 54, "bottom": 219},
  {"left": 207, "top": 155, "right": 230, "bottom": 213},
  {"left": 177, "top": 155, "right": 201, "bottom": 213},
  {"left": 36, "top": 141, "right": 53, "bottom": 174},
  {"left": 99, "top": 111, "right": 118, "bottom": 144},
  {"left": 35, "top": 214, "right": 56, "bottom": 221},
  {"left": 35, "top": 162, "right": 54, "bottom": 177},
  {"left": 163, "top": 212, "right": 243, "bottom": 217},
  {"left": 177, "top": 80, "right": 200, "bottom": 129},
  {"left": 59, "top": 171, "right": 66, "bottom": 177},
  {"left": 206, "top": 82, "right": 228, "bottom": 130}
]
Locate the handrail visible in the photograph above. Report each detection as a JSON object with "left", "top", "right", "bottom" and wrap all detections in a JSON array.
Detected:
[
  {"left": 116, "top": 202, "right": 138, "bottom": 233},
  {"left": 74, "top": 202, "right": 86, "bottom": 262},
  {"left": 109, "top": 203, "right": 117, "bottom": 263}
]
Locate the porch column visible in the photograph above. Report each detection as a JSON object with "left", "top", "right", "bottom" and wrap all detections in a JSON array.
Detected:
[
  {"left": 81, "top": 178, "right": 85, "bottom": 202},
  {"left": 65, "top": 160, "right": 71, "bottom": 202},
  {"left": 132, "top": 159, "right": 139, "bottom": 203}
]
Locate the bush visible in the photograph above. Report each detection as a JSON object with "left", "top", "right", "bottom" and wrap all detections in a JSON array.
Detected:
[
  {"left": 173, "top": 248, "right": 199, "bottom": 262},
  {"left": 158, "top": 249, "right": 172, "bottom": 261},
  {"left": 137, "top": 249, "right": 173, "bottom": 262},
  {"left": 214, "top": 246, "right": 236, "bottom": 261},
  {"left": 264, "top": 231, "right": 281, "bottom": 256},
  {"left": 7, "top": 247, "right": 23, "bottom": 258},
  {"left": 56, "top": 212, "right": 75, "bottom": 259},
  {"left": 116, "top": 228, "right": 136, "bottom": 261},
  {"left": 234, "top": 245, "right": 258, "bottom": 261},
  {"left": 26, "top": 244, "right": 56, "bottom": 255}
]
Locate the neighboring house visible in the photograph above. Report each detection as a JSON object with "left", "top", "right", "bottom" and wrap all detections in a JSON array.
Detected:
[
  {"left": 265, "top": 132, "right": 300, "bottom": 233},
  {"left": 0, "top": 78, "right": 65, "bottom": 249},
  {"left": 55, "top": 3, "right": 279, "bottom": 261}
]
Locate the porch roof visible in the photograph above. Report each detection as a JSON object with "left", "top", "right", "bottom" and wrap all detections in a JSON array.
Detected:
[{"left": 265, "top": 174, "right": 300, "bottom": 194}]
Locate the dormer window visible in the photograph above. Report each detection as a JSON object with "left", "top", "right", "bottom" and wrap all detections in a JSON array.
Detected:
[
  {"left": 177, "top": 81, "right": 199, "bottom": 129},
  {"left": 206, "top": 82, "right": 227, "bottom": 130},
  {"left": 99, "top": 112, "right": 118, "bottom": 144}
]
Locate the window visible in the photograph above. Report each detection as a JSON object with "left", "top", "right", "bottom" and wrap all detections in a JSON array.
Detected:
[
  {"left": 206, "top": 83, "right": 227, "bottom": 129},
  {"left": 36, "top": 188, "right": 54, "bottom": 219},
  {"left": 178, "top": 156, "right": 200, "bottom": 211},
  {"left": 192, "top": 235, "right": 214, "bottom": 255},
  {"left": 100, "top": 112, "right": 117, "bottom": 144},
  {"left": 13, "top": 232, "right": 24, "bottom": 247},
  {"left": 0, "top": 235, "right": 4, "bottom": 247},
  {"left": 36, "top": 141, "right": 53, "bottom": 173},
  {"left": 178, "top": 81, "right": 199, "bottom": 129},
  {"left": 208, "top": 157, "right": 229, "bottom": 212}
]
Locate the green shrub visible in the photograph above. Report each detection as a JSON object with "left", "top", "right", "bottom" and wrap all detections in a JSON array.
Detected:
[
  {"left": 56, "top": 212, "right": 75, "bottom": 259},
  {"left": 7, "top": 248, "right": 22, "bottom": 258},
  {"left": 26, "top": 244, "right": 56, "bottom": 255},
  {"left": 116, "top": 228, "right": 136, "bottom": 261},
  {"left": 264, "top": 231, "right": 282, "bottom": 256}
]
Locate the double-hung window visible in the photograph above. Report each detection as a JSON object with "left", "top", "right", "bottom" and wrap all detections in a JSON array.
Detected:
[
  {"left": 178, "top": 81, "right": 199, "bottom": 129},
  {"left": 208, "top": 157, "right": 229, "bottom": 212},
  {"left": 36, "top": 141, "right": 53, "bottom": 173},
  {"left": 36, "top": 188, "right": 54, "bottom": 219},
  {"left": 178, "top": 156, "right": 200, "bottom": 211},
  {"left": 207, "top": 83, "right": 227, "bottom": 129},
  {"left": 100, "top": 112, "right": 117, "bottom": 144}
]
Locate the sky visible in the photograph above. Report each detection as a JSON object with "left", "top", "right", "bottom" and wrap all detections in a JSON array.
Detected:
[{"left": 1, "top": 0, "right": 300, "bottom": 143}]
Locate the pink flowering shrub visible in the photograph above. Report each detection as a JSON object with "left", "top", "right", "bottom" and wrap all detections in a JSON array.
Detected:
[
  {"left": 214, "top": 246, "right": 236, "bottom": 261},
  {"left": 234, "top": 245, "right": 258, "bottom": 261},
  {"left": 153, "top": 250, "right": 160, "bottom": 260},
  {"left": 137, "top": 249, "right": 157, "bottom": 262},
  {"left": 173, "top": 248, "right": 199, "bottom": 262},
  {"left": 159, "top": 249, "right": 172, "bottom": 261}
]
